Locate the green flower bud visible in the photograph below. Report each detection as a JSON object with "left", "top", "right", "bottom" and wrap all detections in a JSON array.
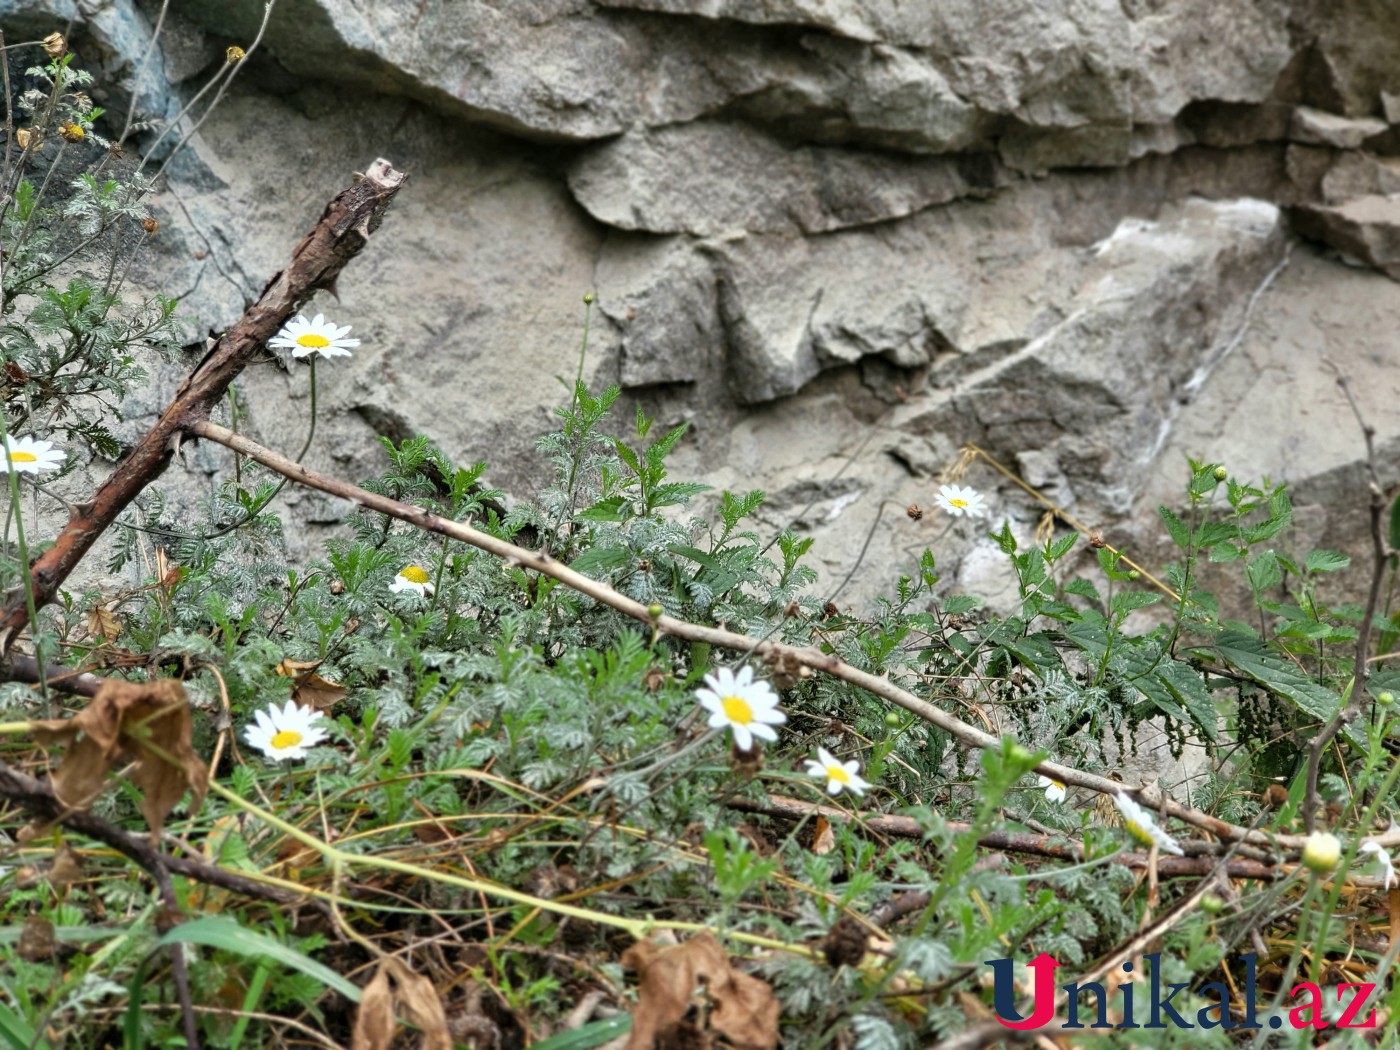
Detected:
[
  {"left": 1377, "top": 691, "right": 1394, "bottom": 706},
  {"left": 1200, "top": 893, "right": 1225, "bottom": 915},
  {"left": 646, "top": 603, "right": 663, "bottom": 620},
  {"left": 1127, "top": 570, "right": 1140, "bottom": 581},
  {"left": 1212, "top": 466, "right": 1227, "bottom": 482},
  {"left": 884, "top": 711, "right": 902, "bottom": 728},
  {"left": 583, "top": 292, "right": 596, "bottom": 305}
]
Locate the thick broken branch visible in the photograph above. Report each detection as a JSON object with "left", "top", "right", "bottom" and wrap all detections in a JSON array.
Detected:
[{"left": 0, "top": 160, "right": 408, "bottom": 655}]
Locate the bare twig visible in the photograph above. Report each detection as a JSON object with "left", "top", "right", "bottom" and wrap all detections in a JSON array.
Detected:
[
  {"left": 1303, "top": 361, "right": 1391, "bottom": 831},
  {"left": 0, "top": 159, "right": 408, "bottom": 655}
]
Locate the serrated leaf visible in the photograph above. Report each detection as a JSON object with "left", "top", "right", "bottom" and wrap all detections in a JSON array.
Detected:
[
  {"left": 1159, "top": 506, "right": 1188, "bottom": 549},
  {"left": 942, "top": 594, "right": 981, "bottom": 615},
  {"left": 1246, "top": 550, "right": 1281, "bottom": 592},
  {"left": 1212, "top": 631, "right": 1361, "bottom": 745},
  {"left": 568, "top": 545, "right": 634, "bottom": 575},
  {"left": 1110, "top": 591, "right": 1161, "bottom": 618},
  {"left": 1304, "top": 549, "right": 1350, "bottom": 574},
  {"left": 576, "top": 496, "right": 631, "bottom": 522}
]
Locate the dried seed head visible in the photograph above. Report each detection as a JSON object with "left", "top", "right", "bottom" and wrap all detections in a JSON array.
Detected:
[
  {"left": 42, "top": 32, "right": 66, "bottom": 57},
  {"left": 71, "top": 92, "right": 92, "bottom": 113},
  {"left": 142, "top": 216, "right": 159, "bottom": 237},
  {"left": 906, "top": 503, "right": 923, "bottom": 521},
  {"left": 58, "top": 122, "right": 84, "bottom": 143},
  {"left": 15, "top": 127, "right": 39, "bottom": 151},
  {"left": 226, "top": 45, "right": 246, "bottom": 63},
  {"left": 1089, "top": 532, "right": 1107, "bottom": 550}
]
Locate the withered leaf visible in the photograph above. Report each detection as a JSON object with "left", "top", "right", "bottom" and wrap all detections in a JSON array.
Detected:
[
  {"left": 622, "top": 931, "right": 779, "bottom": 1050},
  {"left": 810, "top": 814, "right": 836, "bottom": 856},
  {"left": 18, "top": 917, "right": 55, "bottom": 962},
  {"left": 85, "top": 605, "right": 122, "bottom": 642},
  {"left": 351, "top": 957, "right": 451, "bottom": 1050},
  {"left": 276, "top": 658, "right": 349, "bottom": 711},
  {"left": 32, "top": 679, "right": 209, "bottom": 841}
]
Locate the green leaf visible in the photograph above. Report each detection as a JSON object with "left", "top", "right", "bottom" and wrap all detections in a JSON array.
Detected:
[
  {"left": 1154, "top": 660, "right": 1219, "bottom": 741},
  {"left": 1045, "top": 533, "right": 1078, "bottom": 561},
  {"left": 942, "top": 594, "right": 981, "bottom": 615},
  {"left": 1110, "top": 591, "right": 1161, "bottom": 618},
  {"left": 568, "top": 545, "right": 634, "bottom": 575},
  {"left": 1246, "top": 550, "right": 1281, "bottom": 592},
  {"left": 1304, "top": 549, "right": 1350, "bottom": 574},
  {"left": 158, "top": 916, "right": 362, "bottom": 1003},
  {"left": 577, "top": 496, "right": 632, "bottom": 522},
  {"left": 532, "top": 1016, "right": 633, "bottom": 1050},
  {"left": 1159, "top": 506, "right": 1189, "bottom": 549},
  {"left": 0, "top": 1001, "right": 42, "bottom": 1050},
  {"left": 1211, "top": 631, "right": 1361, "bottom": 746}
]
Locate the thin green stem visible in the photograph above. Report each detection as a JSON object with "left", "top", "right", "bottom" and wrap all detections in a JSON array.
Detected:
[{"left": 0, "top": 403, "right": 48, "bottom": 713}]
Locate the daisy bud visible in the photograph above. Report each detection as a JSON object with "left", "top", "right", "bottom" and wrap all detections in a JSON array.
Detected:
[
  {"left": 884, "top": 711, "right": 902, "bottom": 728},
  {"left": 1127, "top": 570, "right": 1140, "bottom": 580},
  {"left": 646, "top": 603, "right": 663, "bottom": 620},
  {"left": 1200, "top": 893, "right": 1225, "bottom": 914},
  {"left": 226, "top": 46, "right": 246, "bottom": 63},
  {"left": 1301, "top": 832, "right": 1341, "bottom": 875},
  {"left": 1377, "top": 691, "right": 1394, "bottom": 706},
  {"left": 1213, "top": 466, "right": 1227, "bottom": 481},
  {"left": 42, "top": 32, "right": 66, "bottom": 57},
  {"left": 58, "top": 122, "right": 84, "bottom": 143},
  {"left": 583, "top": 292, "right": 595, "bottom": 305}
]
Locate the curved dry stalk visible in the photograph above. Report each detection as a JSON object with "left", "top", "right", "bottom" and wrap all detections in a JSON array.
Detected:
[{"left": 187, "top": 419, "right": 1400, "bottom": 855}]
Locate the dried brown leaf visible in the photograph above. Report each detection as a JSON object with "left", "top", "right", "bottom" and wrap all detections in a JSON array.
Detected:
[
  {"left": 810, "top": 815, "right": 836, "bottom": 856},
  {"left": 32, "top": 679, "right": 208, "bottom": 841},
  {"left": 276, "top": 658, "right": 349, "bottom": 711},
  {"left": 351, "top": 957, "right": 451, "bottom": 1050},
  {"left": 622, "top": 931, "right": 779, "bottom": 1050},
  {"left": 84, "top": 605, "right": 122, "bottom": 641},
  {"left": 18, "top": 917, "right": 55, "bottom": 962}
]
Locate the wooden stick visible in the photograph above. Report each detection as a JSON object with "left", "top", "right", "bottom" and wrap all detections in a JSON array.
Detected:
[{"left": 0, "top": 160, "right": 408, "bottom": 653}]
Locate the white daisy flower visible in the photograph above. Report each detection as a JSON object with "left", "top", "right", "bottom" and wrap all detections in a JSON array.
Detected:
[
  {"left": 244, "top": 699, "right": 328, "bottom": 762},
  {"left": 1112, "top": 791, "right": 1184, "bottom": 856},
  {"left": 1037, "top": 775, "right": 1067, "bottom": 803},
  {"left": 695, "top": 665, "right": 786, "bottom": 751},
  {"left": 804, "top": 747, "right": 872, "bottom": 797},
  {"left": 934, "top": 484, "right": 986, "bottom": 518},
  {"left": 1, "top": 435, "right": 63, "bottom": 475},
  {"left": 389, "top": 565, "right": 434, "bottom": 597},
  {"left": 1358, "top": 841, "right": 1396, "bottom": 889},
  {"left": 269, "top": 313, "right": 360, "bottom": 360}
]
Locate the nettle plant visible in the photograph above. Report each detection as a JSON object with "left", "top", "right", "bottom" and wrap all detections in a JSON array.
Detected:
[{"left": 1, "top": 35, "right": 1399, "bottom": 1050}]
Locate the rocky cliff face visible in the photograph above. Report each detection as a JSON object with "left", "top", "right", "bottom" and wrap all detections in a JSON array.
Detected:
[{"left": 8, "top": 0, "right": 1400, "bottom": 605}]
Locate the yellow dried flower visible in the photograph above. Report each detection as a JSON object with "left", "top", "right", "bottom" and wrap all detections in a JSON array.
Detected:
[
  {"left": 15, "top": 128, "right": 39, "bottom": 151},
  {"left": 42, "top": 33, "right": 66, "bottom": 58},
  {"left": 58, "top": 122, "right": 84, "bottom": 143},
  {"left": 226, "top": 46, "right": 246, "bottom": 63}
]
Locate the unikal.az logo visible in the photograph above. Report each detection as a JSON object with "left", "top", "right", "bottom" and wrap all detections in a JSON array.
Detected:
[{"left": 985, "top": 953, "right": 1377, "bottom": 1030}]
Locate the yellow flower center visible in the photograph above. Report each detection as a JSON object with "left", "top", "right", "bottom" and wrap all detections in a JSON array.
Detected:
[
  {"left": 1125, "top": 820, "right": 1155, "bottom": 847},
  {"left": 270, "top": 729, "right": 303, "bottom": 750},
  {"left": 297, "top": 333, "right": 331, "bottom": 349},
  {"left": 9, "top": 451, "right": 36, "bottom": 463},
  {"left": 949, "top": 498, "right": 968, "bottom": 509},
  {"left": 400, "top": 565, "right": 430, "bottom": 584},
  {"left": 721, "top": 695, "right": 753, "bottom": 725},
  {"left": 828, "top": 765, "right": 851, "bottom": 784},
  {"left": 1050, "top": 779, "right": 1065, "bottom": 790}
]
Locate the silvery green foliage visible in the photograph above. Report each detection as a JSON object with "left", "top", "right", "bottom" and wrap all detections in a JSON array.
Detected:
[{"left": 852, "top": 1013, "right": 905, "bottom": 1050}]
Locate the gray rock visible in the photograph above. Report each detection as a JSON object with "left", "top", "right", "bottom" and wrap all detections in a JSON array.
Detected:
[
  {"left": 1291, "top": 195, "right": 1400, "bottom": 281},
  {"left": 568, "top": 121, "right": 1003, "bottom": 236},
  {"left": 1290, "top": 106, "right": 1387, "bottom": 149},
  {"left": 594, "top": 234, "right": 720, "bottom": 387}
]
